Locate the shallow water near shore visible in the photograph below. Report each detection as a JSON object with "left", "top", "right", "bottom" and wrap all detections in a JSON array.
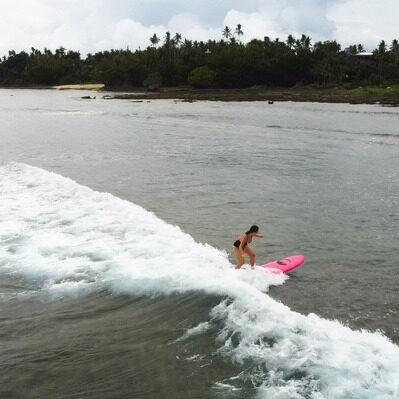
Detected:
[{"left": 1, "top": 89, "right": 399, "bottom": 398}]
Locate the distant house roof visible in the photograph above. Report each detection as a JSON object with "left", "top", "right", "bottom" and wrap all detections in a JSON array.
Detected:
[
  {"left": 343, "top": 48, "right": 374, "bottom": 59},
  {"left": 353, "top": 52, "right": 374, "bottom": 57}
]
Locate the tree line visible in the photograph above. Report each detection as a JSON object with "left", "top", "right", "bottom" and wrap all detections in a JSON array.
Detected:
[{"left": 0, "top": 26, "right": 398, "bottom": 89}]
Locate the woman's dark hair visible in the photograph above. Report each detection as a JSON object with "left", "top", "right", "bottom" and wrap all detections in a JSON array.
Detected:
[{"left": 246, "top": 225, "right": 259, "bottom": 234}]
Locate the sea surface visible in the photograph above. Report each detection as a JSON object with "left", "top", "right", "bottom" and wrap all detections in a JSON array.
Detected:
[{"left": 0, "top": 89, "right": 398, "bottom": 398}]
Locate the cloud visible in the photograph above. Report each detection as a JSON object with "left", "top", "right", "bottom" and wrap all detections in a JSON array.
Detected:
[
  {"left": 279, "top": 3, "right": 336, "bottom": 40},
  {"left": 328, "top": 0, "right": 399, "bottom": 49},
  {"left": 223, "top": 10, "right": 281, "bottom": 41},
  {"left": 0, "top": 0, "right": 397, "bottom": 57},
  {"left": 0, "top": 0, "right": 107, "bottom": 54},
  {"left": 223, "top": 1, "right": 337, "bottom": 45},
  {"left": 167, "top": 13, "right": 221, "bottom": 42}
]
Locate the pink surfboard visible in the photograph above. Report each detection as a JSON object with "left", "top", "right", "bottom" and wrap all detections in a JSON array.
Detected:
[{"left": 259, "top": 255, "right": 305, "bottom": 274}]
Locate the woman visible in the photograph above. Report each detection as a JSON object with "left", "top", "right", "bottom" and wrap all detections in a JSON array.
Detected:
[{"left": 233, "top": 225, "right": 263, "bottom": 269}]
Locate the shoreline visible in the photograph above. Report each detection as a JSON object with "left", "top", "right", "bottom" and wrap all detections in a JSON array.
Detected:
[
  {"left": 1, "top": 84, "right": 398, "bottom": 105},
  {"left": 106, "top": 86, "right": 399, "bottom": 105}
]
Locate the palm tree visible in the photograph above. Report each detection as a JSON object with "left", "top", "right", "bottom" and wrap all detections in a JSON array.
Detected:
[
  {"left": 150, "top": 33, "right": 160, "bottom": 47},
  {"left": 173, "top": 33, "right": 182, "bottom": 47},
  {"left": 164, "top": 31, "right": 171, "bottom": 47},
  {"left": 184, "top": 39, "right": 193, "bottom": 49},
  {"left": 390, "top": 39, "right": 399, "bottom": 65},
  {"left": 235, "top": 24, "right": 243, "bottom": 43},
  {"left": 162, "top": 31, "right": 173, "bottom": 67},
  {"left": 171, "top": 33, "right": 182, "bottom": 69},
  {"left": 375, "top": 40, "right": 387, "bottom": 77},
  {"left": 302, "top": 34, "right": 311, "bottom": 50},
  {"left": 357, "top": 44, "right": 364, "bottom": 53},
  {"left": 55, "top": 46, "right": 66, "bottom": 58},
  {"left": 148, "top": 34, "right": 160, "bottom": 69},
  {"left": 286, "top": 34, "right": 295, "bottom": 49},
  {"left": 348, "top": 44, "right": 358, "bottom": 54},
  {"left": 222, "top": 26, "right": 232, "bottom": 40},
  {"left": 378, "top": 40, "right": 387, "bottom": 53}
]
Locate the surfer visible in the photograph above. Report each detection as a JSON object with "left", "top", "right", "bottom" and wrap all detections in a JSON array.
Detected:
[{"left": 233, "top": 225, "right": 263, "bottom": 269}]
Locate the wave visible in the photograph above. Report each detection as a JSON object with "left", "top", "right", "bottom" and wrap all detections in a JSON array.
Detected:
[{"left": 1, "top": 163, "right": 398, "bottom": 398}]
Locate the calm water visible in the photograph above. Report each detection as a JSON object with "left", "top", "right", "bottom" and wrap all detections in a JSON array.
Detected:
[{"left": 0, "top": 89, "right": 398, "bottom": 398}]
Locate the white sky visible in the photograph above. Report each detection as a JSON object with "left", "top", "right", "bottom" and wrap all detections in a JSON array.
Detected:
[{"left": 0, "top": 0, "right": 398, "bottom": 57}]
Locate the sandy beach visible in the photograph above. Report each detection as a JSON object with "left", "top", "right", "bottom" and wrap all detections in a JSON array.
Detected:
[{"left": 53, "top": 83, "right": 105, "bottom": 90}]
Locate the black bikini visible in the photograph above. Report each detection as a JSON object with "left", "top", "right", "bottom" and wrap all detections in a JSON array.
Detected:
[{"left": 233, "top": 236, "right": 248, "bottom": 248}]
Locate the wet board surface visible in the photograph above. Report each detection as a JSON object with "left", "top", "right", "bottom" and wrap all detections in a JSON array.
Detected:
[{"left": 259, "top": 255, "right": 305, "bottom": 273}]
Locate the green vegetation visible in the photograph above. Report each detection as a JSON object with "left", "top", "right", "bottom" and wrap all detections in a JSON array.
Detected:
[
  {"left": 0, "top": 27, "right": 398, "bottom": 96},
  {"left": 188, "top": 66, "right": 216, "bottom": 88}
]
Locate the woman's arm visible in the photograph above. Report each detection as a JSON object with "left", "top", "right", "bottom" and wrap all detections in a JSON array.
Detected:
[{"left": 254, "top": 233, "right": 263, "bottom": 238}]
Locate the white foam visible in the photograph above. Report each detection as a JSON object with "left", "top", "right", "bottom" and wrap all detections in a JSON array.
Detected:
[
  {"left": 176, "top": 321, "right": 211, "bottom": 342},
  {"left": 1, "top": 163, "right": 398, "bottom": 398}
]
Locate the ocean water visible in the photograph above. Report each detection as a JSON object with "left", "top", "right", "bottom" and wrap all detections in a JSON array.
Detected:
[{"left": 0, "top": 89, "right": 398, "bottom": 398}]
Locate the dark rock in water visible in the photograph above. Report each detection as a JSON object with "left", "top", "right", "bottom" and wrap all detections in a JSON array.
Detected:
[
  {"left": 81, "top": 96, "right": 92, "bottom": 99},
  {"left": 268, "top": 100, "right": 274, "bottom": 104},
  {"left": 131, "top": 100, "right": 144, "bottom": 103},
  {"left": 381, "top": 103, "right": 398, "bottom": 107}
]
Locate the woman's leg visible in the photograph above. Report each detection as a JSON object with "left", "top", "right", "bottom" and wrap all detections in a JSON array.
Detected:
[
  {"left": 243, "top": 246, "right": 255, "bottom": 268},
  {"left": 233, "top": 247, "right": 245, "bottom": 269}
]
